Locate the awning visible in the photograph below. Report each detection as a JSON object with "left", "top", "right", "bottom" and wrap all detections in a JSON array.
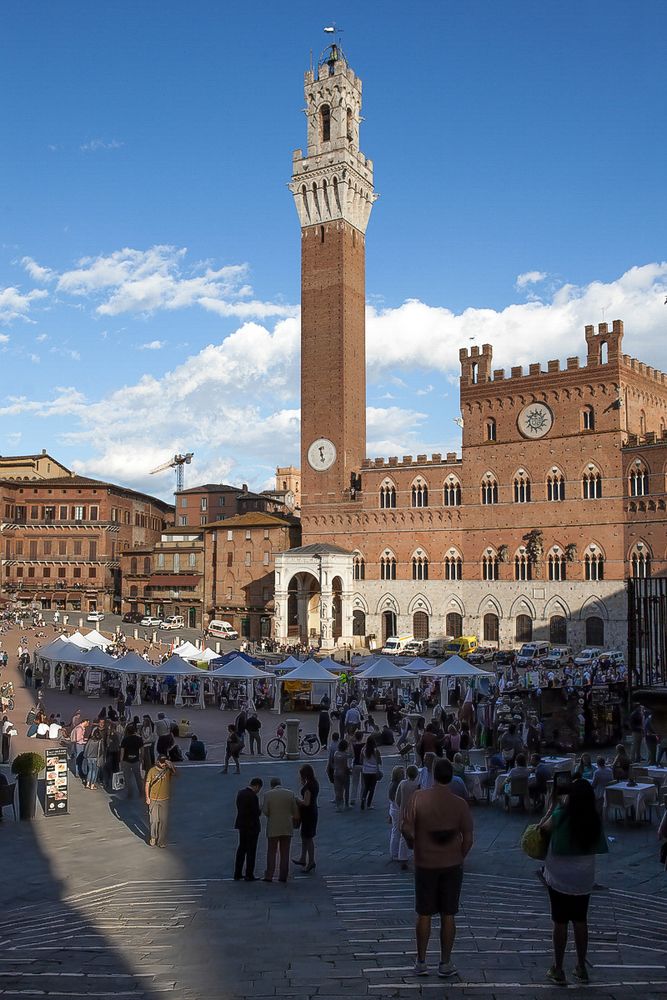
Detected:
[{"left": 147, "top": 575, "right": 200, "bottom": 587}]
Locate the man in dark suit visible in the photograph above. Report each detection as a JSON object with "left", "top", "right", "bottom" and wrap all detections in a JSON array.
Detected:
[{"left": 234, "top": 777, "right": 263, "bottom": 881}]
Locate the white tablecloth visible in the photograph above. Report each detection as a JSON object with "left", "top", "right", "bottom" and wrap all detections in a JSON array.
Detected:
[
  {"left": 542, "top": 756, "right": 574, "bottom": 772},
  {"left": 605, "top": 781, "right": 657, "bottom": 816},
  {"left": 464, "top": 768, "right": 489, "bottom": 801},
  {"left": 642, "top": 766, "right": 667, "bottom": 787}
]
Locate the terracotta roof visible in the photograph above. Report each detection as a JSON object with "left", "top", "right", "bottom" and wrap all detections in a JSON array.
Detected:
[
  {"left": 206, "top": 512, "right": 296, "bottom": 529},
  {"left": 177, "top": 483, "right": 243, "bottom": 494},
  {"left": 0, "top": 474, "right": 174, "bottom": 512},
  {"left": 286, "top": 542, "right": 352, "bottom": 556},
  {"left": 0, "top": 452, "right": 71, "bottom": 470}
]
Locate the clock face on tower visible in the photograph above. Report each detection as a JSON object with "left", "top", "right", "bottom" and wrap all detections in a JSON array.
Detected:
[
  {"left": 307, "top": 438, "right": 337, "bottom": 471},
  {"left": 517, "top": 402, "right": 554, "bottom": 439}
]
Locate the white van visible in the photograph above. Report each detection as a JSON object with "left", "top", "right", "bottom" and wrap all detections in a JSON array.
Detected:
[
  {"left": 426, "top": 636, "right": 451, "bottom": 657},
  {"left": 573, "top": 647, "right": 601, "bottom": 667},
  {"left": 160, "top": 615, "right": 185, "bottom": 630},
  {"left": 402, "top": 639, "right": 426, "bottom": 657},
  {"left": 516, "top": 641, "right": 550, "bottom": 667},
  {"left": 207, "top": 619, "right": 239, "bottom": 640},
  {"left": 381, "top": 634, "right": 413, "bottom": 655}
]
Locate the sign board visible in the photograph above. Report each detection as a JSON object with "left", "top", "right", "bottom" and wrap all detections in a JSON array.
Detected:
[
  {"left": 45, "top": 746, "right": 69, "bottom": 817},
  {"left": 86, "top": 668, "right": 102, "bottom": 696}
]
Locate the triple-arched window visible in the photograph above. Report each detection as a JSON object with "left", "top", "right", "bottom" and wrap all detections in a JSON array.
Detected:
[
  {"left": 513, "top": 471, "right": 531, "bottom": 504},
  {"left": 481, "top": 473, "right": 499, "bottom": 505},
  {"left": 629, "top": 461, "right": 649, "bottom": 497},
  {"left": 482, "top": 549, "right": 499, "bottom": 581},
  {"left": 443, "top": 476, "right": 461, "bottom": 507},
  {"left": 547, "top": 468, "right": 565, "bottom": 502},
  {"left": 353, "top": 552, "right": 365, "bottom": 580},
  {"left": 584, "top": 545, "right": 605, "bottom": 581},
  {"left": 630, "top": 545, "right": 651, "bottom": 578},
  {"left": 444, "top": 550, "right": 462, "bottom": 581},
  {"left": 514, "top": 550, "right": 532, "bottom": 581},
  {"left": 380, "top": 551, "right": 397, "bottom": 581},
  {"left": 411, "top": 478, "right": 429, "bottom": 508},
  {"left": 582, "top": 466, "right": 603, "bottom": 500},
  {"left": 547, "top": 548, "right": 567, "bottom": 581},
  {"left": 412, "top": 552, "right": 429, "bottom": 580},
  {"left": 379, "top": 480, "right": 397, "bottom": 509}
]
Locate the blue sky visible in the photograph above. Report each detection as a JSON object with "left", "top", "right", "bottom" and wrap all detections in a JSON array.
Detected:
[{"left": 1, "top": 1, "right": 666, "bottom": 498}]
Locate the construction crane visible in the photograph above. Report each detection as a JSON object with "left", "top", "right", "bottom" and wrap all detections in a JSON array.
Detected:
[{"left": 150, "top": 452, "right": 194, "bottom": 493}]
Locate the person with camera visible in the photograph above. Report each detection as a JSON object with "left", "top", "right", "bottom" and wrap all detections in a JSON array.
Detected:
[
  {"left": 145, "top": 754, "right": 177, "bottom": 848},
  {"left": 539, "top": 777, "right": 608, "bottom": 985}
]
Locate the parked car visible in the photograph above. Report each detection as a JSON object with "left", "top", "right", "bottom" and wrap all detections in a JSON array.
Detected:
[
  {"left": 468, "top": 646, "right": 494, "bottom": 664},
  {"left": 122, "top": 611, "right": 143, "bottom": 624},
  {"left": 160, "top": 615, "right": 185, "bottom": 630},
  {"left": 596, "top": 650, "right": 625, "bottom": 669},
  {"left": 515, "top": 641, "right": 550, "bottom": 667},
  {"left": 86, "top": 611, "right": 105, "bottom": 623},
  {"left": 206, "top": 619, "right": 239, "bottom": 640},
  {"left": 493, "top": 649, "right": 515, "bottom": 667},
  {"left": 573, "top": 647, "right": 602, "bottom": 667},
  {"left": 141, "top": 616, "right": 163, "bottom": 627},
  {"left": 400, "top": 639, "right": 426, "bottom": 657}
]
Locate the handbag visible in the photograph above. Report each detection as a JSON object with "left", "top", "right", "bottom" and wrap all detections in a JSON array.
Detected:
[
  {"left": 521, "top": 823, "right": 550, "bottom": 860},
  {"left": 111, "top": 771, "right": 125, "bottom": 791}
]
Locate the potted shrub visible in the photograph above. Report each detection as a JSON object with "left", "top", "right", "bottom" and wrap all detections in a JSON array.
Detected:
[{"left": 11, "top": 752, "right": 46, "bottom": 820}]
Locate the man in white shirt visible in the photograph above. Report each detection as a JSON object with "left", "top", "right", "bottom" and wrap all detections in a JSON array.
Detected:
[{"left": 591, "top": 757, "right": 614, "bottom": 810}]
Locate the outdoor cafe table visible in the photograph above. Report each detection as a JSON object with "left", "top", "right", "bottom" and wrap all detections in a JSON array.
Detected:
[
  {"left": 605, "top": 781, "right": 657, "bottom": 819},
  {"left": 541, "top": 755, "right": 574, "bottom": 772},
  {"left": 464, "top": 767, "right": 489, "bottom": 801},
  {"left": 642, "top": 766, "right": 667, "bottom": 787}
]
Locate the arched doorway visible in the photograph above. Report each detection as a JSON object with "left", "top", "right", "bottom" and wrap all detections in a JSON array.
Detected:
[
  {"left": 446, "top": 612, "right": 463, "bottom": 638},
  {"left": 483, "top": 613, "right": 499, "bottom": 643},
  {"left": 550, "top": 615, "right": 567, "bottom": 645},
  {"left": 515, "top": 615, "right": 533, "bottom": 643},
  {"left": 382, "top": 610, "right": 397, "bottom": 643},
  {"left": 353, "top": 610, "right": 366, "bottom": 636},
  {"left": 585, "top": 616, "right": 604, "bottom": 646},
  {"left": 413, "top": 611, "right": 429, "bottom": 640},
  {"left": 287, "top": 572, "right": 321, "bottom": 641}
]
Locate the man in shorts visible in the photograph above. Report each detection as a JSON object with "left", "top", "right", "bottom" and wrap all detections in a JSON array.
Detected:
[{"left": 402, "top": 757, "right": 473, "bottom": 978}]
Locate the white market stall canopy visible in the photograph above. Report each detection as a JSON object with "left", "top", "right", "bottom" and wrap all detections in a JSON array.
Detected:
[
  {"left": 280, "top": 658, "right": 338, "bottom": 682},
  {"left": 81, "top": 647, "right": 122, "bottom": 670},
  {"left": 159, "top": 655, "right": 208, "bottom": 677},
  {"left": 318, "top": 657, "right": 347, "bottom": 673},
  {"left": 424, "top": 655, "right": 493, "bottom": 678},
  {"left": 172, "top": 641, "right": 203, "bottom": 660},
  {"left": 357, "top": 657, "right": 415, "bottom": 681},
  {"left": 210, "top": 656, "right": 271, "bottom": 680},
  {"left": 403, "top": 657, "right": 435, "bottom": 673},
  {"left": 48, "top": 642, "right": 94, "bottom": 665},
  {"left": 272, "top": 656, "right": 306, "bottom": 673},
  {"left": 82, "top": 629, "right": 111, "bottom": 648},
  {"left": 66, "top": 631, "right": 95, "bottom": 649},
  {"left": 193, "top": 647, "right": 219, "bottom": 664},
  {"left": 114, "top": 651, "right": 160, "bottom": 675}
]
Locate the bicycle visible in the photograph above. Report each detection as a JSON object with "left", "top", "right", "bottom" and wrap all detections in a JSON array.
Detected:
[{"left": 266, "top": 723, "right": 321, "bottom": 760}]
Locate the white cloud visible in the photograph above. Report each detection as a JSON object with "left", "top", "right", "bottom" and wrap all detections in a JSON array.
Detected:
[
  {"left": 80, "top": 138, "right": 124, "bottom": 152},
  {"left": 36, "top": 333, "right": 48, "bottom": 342},
  {"left": 25, "top": 245, "right": 297, "bottom": 322},
  {"left": 367, "top": 262, "right": 667, "bottom": 373},
  {"left": 0, "top": 286, "right": 48, "bottom": 324},
  {"left": 138, "top": 340, "right": 165, "bottom": 351},
  {"left": 416, "top": 384, "right": 434, "bottom": 396},
  {"left": 515, "top": 270, "right": 547, "bottom": 288},
  {"left": 21, "top": 257, "right": 56, "bottom": 283}
]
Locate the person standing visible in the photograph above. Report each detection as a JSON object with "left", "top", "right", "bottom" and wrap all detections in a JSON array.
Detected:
[
  {"left": 82, "top": 726, "right": 105, "bottom": 789},
  {"left": 350, "top": 730, "right": 364, "bottom": 806},
  {"left": 246, "top": 713, "right": 262, "bottom": 756},
  {"left": 262, "top": 777, "right": 300, "bottom": 883},
  {"left": 388, "top": 765, "right": 406, "bottom": 860},
  {"left": 2, "top": 715, "right": 16, "bottom": 763},
  {"left": 402, "top": 758, "right": 474, "bottom": 978},
  {"left": 293, "top": 764, "right": 320, "bottom": 872},
  {"left": 234, "top": 778, "right": 263, "bottom": 880},
  {"left": 396, "top": 763, "right": 420, "bottom": 870},
  {"left": 145, "top": 754, "right": 177, "bottom": 847},
  {"left": 120, "top": 724, "right": 144, "bottom": 799},
  {"left": 361, "top": 735, "right": 383, "bottom": 810},
  {"left": 332, "top": 739, "right": 352, "bottom": 811},
  {"left": 318, "top": 703, "right": 331, "bottom": 750},
  {"left": 629, "top": 703, "right": 644, "bottom": 763},
  {"left": 222, "top": 724, "right": 242, "bottom": 774},
  {"left": 539, "top": 778, "right": 608, "bottom": 985}
]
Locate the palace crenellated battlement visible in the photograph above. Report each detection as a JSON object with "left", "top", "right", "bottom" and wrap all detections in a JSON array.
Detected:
[{"left": 362, "top": 452, "right": 461, "bottom": 470}]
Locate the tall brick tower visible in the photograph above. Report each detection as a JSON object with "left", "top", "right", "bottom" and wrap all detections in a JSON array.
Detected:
[{"left": 290, "top": 45, "right": 376, "bottom": 514}]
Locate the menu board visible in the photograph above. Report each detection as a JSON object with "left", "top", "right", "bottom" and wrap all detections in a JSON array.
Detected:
[{"left": 45, "top": 746, "right": 69, "bottom": 817}]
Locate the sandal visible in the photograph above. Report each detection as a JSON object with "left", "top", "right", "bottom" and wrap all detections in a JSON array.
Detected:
[{"left": 546, "top": 966, "right": 567, "bottom": 986}]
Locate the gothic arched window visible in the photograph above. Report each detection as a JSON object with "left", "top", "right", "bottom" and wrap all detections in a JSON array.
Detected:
[{"left": 320, "top": 104, "right": 331, "bottom": 142}]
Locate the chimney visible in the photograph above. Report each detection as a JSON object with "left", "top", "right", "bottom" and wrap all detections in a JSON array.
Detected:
[{"left": 242, "top": 483, "right": 248, "bottom": 493}]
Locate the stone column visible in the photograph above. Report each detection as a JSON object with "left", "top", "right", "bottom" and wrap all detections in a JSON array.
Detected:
[{"left": 285, "top": 718, "right": 300, "bottom": 760}]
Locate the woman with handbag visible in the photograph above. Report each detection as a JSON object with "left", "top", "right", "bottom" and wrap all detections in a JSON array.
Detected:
[
  {"left": 361, "top": 735, "right": 383, "bottom": 810},
  {"left": 293, "top": 764, "right": 319, "bottom": 873},
  {"left": 539, "top": 778, "right": 608, "bottom": 986},
  {"left": 332, "top": 738, "right": 352, "bottom": 810}
]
